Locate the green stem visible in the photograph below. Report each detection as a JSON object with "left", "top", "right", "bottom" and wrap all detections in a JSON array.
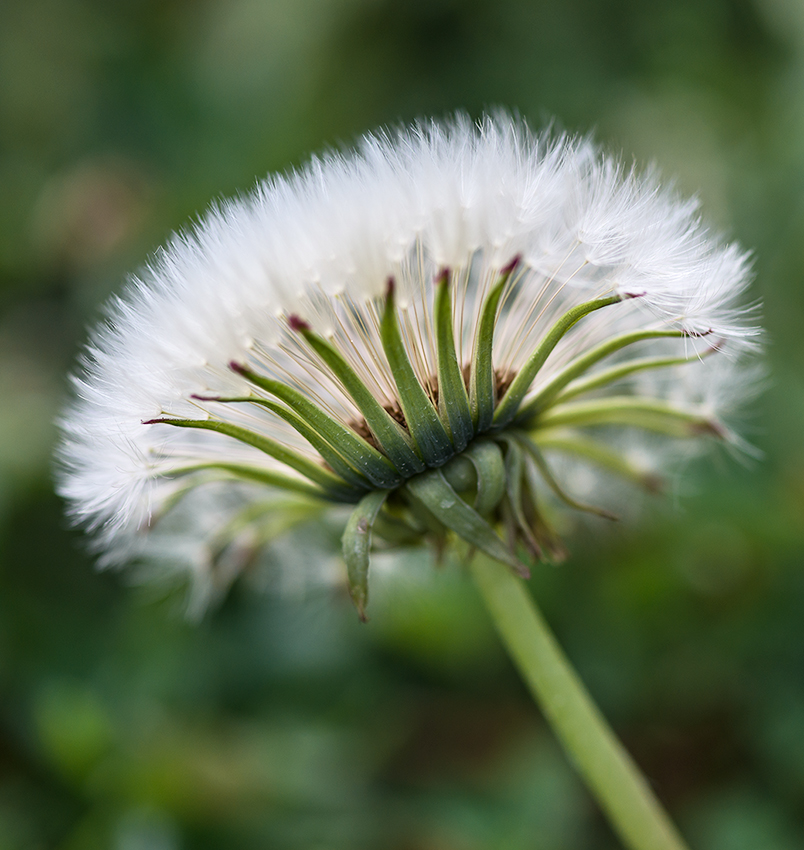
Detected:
[{"left": 470, "top": 555, "right": 691, "bottom": 850}]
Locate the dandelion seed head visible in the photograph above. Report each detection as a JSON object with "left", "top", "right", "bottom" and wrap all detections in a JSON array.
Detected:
[{"left": 57, "top": 113, "right": 761, "bottom": 611}]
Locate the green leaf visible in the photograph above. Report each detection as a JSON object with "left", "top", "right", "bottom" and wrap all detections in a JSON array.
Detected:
[
  {"left": 493, "top": 294, "right": 622, "bottom": 428},
  {"left": 342, "top": 489, "right": 390, "bottom": 621},
  {"left": 405, "top": 468, "right": 529, "bottom": 577},
  {"left": 297, "top": 323, "right": 425, "bottom": 476},
  {"left": 143, "top": 417, "right": 361, "bottom": 500},
  {"left": 434, "top": 270, "right": 473, "bottom": 450},
  {"left": 516, "top": 328, "right": 689, "bottom": 419},
  {"left": 469, "top": 260, "right": 518, "bottom": 432},
  {"left": 228, "top": 366, "right": 403, "bottom": 487},
  {"left": 381, "top": 281, "right": 454, "bottom": 465}
]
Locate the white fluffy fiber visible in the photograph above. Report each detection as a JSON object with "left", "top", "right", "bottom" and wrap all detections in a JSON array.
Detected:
[{"left": 57, "top": 112, "right": 759, "bottom": 578}]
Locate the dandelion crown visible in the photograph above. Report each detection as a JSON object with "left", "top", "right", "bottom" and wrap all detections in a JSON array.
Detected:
[{"left": 58, "top": 113, "right": 759, "bottom": 619}]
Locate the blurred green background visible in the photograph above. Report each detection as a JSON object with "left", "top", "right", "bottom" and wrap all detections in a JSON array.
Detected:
[{"left": 2, "top": 0, "right": 804, "bottom": 847}]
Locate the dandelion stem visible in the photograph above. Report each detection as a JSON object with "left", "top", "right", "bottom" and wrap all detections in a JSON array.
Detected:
[{"left": 470, "top": 554, "right": 691, "bottom": 850}]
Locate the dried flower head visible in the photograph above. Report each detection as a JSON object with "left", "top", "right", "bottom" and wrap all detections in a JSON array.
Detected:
[{"left": 57, "top": 114, "right": 759, "bottom": 617}]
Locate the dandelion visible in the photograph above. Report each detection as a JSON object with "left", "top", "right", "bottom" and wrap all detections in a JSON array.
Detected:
[{"left": 58, "top": 114, "right": 759, "bottom": 850}]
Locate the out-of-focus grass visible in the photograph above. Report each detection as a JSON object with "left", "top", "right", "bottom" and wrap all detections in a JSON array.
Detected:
[{"left": 1, "top": 0, "right": 803, "bottom": 847}]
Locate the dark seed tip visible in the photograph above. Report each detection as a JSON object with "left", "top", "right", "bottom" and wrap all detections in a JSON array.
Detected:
[
  {"left": 692, "top": 418, "right": 728, "bottom": 439},
  {"left": 191, "top": 393, "right": 220, "bottom": 401},
  {"left": 501, "top": 254, "right": 522, "bottom": 276},
  {"left": 141, "top": 418, "right": 164, "bottom": 425},
  {"left": 385, "top": 276, "right": 396, "bottom": 298},
  {"left": 708, "top": 419, "right": 729, "bottom": 439},
  {"left": 228, "top": 360, "right": 248, "bottom": 375},
  {"left": 288, "top": 314, "right": 310, "bottom": 332},
  {"left": 435, "top": 266, "right": 450, "bottom": 284},
  {"left": 644, "top": 473, "right": 665, "bottom": 494}
]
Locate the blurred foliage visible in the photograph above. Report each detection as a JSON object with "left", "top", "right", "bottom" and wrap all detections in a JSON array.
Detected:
[{"left": 1, "top": 0, "right": 804, "bottom": 847}]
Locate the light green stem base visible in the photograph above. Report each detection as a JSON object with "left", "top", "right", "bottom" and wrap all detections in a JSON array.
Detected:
[{"left": 470, "top": 555, "right": 690, "bottom": 850}]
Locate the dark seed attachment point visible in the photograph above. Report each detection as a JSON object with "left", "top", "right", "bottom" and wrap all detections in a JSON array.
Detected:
[
  {"left": 696, "top": 419, "right": 729, "bottom": 440},
  {"left": 288, "top": 314, "right": 311, "bottom": 332},
  {"left": 435, "top": 266, "right": 450, "bottom": 285},
  {"left": 500, "top": 254, "right": 522, "bottom": 276}
]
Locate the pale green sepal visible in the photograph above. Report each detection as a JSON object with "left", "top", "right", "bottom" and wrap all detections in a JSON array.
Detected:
[
  {"left": 434, "top": 273, "right": 473, "bottom": 450},
  {"left": 470, "top": 276, "right": 508, "bottom": 432},
  {"left": 381, "top": 283, "right": 454, "bottom": 465},
  {"left": 241, "top": 397, "right": 374, "bottom": 491},
  {"left": 299, "top": 328, "right": 425, "bottom": 476},
  {"left": 405, "top": 469, "right": 529, "bottom": 577},
  {"left": 493, "top": 294, "right": 621, "bottom": 429},
  {"left": 519, "top": 436, "right": 618, "bottom": 520},
  {"left": 371, "top": 511, "right": 424, "bottom": 545},
  {"left": 441, "top": 455, "right": 477, "bottom": 494},
  {"left": 342, "top": 489, "right": 390, "bottom": 622},
  {"left": 534, "top": 396, "right": 723, "bottom": 438},
  {"left": 495, "top": 435, "right": 543, "bottom": 558},
  {"left": 228, "top": 369, "right": 403, "bottom": 487},
  {"left": 516, "top": 329, "right": 687, "bottom": 419},
  {"left": 552, "top": 352, "right": 706, "bottom": 406},
  {"left": 463, "top": 439, "right": 506, "bottom": 516},
  {"left": 196, "top": 396, "right": 378, "bottom": 489},
  {"left": 212, "top": 497, "right": 326, "bottom": 559},
  {"left": 170, "top": 461, "right": 338, "bottom": 501},
  {"left": 143, "top": 417, "right": 361, "bottom": 500},
  {"left": 405, "top": 492, "right": 449, "bottom": 539},
  {"left": 534, "top": 430, "right": 663, "bottom": 492}
]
